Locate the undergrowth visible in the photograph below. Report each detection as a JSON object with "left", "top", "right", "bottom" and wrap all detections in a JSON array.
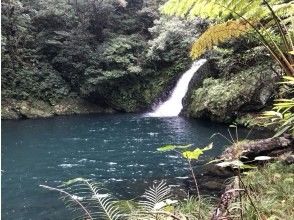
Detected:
[
  {"left": 178, "top": 196, "right": 215, "bottom": 220},
  {"left": 231, "top": 162, "right": 294, "bottom": 219}
]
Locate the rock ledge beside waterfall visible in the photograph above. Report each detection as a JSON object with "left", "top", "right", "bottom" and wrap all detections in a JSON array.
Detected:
[{"left": 182, "top": 44, "right": 280, "bottom": 123}]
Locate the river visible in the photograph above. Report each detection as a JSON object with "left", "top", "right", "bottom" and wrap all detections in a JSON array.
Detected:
[{"left": 2, "top": 114, "right": 263, "bottom": 219}]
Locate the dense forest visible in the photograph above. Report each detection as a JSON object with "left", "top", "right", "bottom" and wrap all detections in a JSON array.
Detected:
[
  {"left": 2, "top": 0, "right": 284, "bottom": 123},
  {"left": 2, "top": 0, "right": 202, "bottom": 118},
  {"left": 1, "top": 0, "right": 293, "bottom": 220}
]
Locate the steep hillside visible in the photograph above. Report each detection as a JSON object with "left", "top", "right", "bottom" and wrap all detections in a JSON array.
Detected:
[{"left": 1, "top": 0, "right": 204, "bottom": 119}]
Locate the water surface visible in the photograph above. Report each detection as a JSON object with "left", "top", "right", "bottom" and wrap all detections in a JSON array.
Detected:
[{"left": 2, "top": 114, "right": 262, "bottom": 219}]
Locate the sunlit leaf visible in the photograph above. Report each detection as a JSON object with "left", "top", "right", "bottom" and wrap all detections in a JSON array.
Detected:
[
  {"left": 157, "top": 145, "right": 177, "bottom": 152},
  {"left": 182, "top": 143, "right": 213, "bottom": 160},
  {"left": 157, "top": 144, "right": 192, "bottom": 152},
  {"left": 182, "top": 148, "right": 203, "bottom": 160},
  {"left": 176, "top": 144, "right": 193, "bottom": 149}
]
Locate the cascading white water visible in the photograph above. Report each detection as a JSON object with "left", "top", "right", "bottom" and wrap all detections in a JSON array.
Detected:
[{"left": 147, "top": 59, "right": 207, "bottom": 117}]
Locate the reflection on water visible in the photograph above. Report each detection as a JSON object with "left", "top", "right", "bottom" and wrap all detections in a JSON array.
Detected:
[{"left": 2, "top": 114, "right": 265, "bottom": 220}]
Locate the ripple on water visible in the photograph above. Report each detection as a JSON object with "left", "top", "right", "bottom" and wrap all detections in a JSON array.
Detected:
[
  {"left": 78, "top": 159, "right": 96, "bottom": 163},
  {"left": 58, "top": 164, "right": 82, "bottom": 168},
  {"left": 175, "top": 176, "right": 189, "bottom": 179}
]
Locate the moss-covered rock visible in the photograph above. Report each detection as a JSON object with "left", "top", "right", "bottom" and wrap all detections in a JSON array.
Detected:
[
  {"left": 1, "top": 98, "right": 115, "bottom": 119},
  {"left": 184, "top": 62, "right": 278, "bottom": 122}
]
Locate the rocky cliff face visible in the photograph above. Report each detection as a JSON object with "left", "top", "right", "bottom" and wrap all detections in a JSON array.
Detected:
[{"left": 182, "top": 43, "right": 280, "bottom": 123}]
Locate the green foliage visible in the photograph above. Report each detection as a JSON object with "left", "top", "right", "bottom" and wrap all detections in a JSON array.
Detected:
[
  {"left": 2, "top": 0, "right": 198, "bottom": 117},
  {"left": 162, "top": 0, "right": 284, "bottom": 20},
  {"left": 157, "top": 143, "right": 212, "bottom": 160},
  {"left": 261, "top": 76, "right": 294, "bottom": 136},
  {"left": 43, "top": 180, "right": 200, "bottom": 220},
  {"left": 178, "top": 196, "right": 214, "bottom": 220},
  {"left": 146, "top": 16, "right": 205, "bottom": 62},
  {"left": 190, "top": 20, "right": 251, "bottom": 59},
  {"left": 186, "top": 65, "right": 276, "bottom": 122},
  {"left": 139, "top": 180, "right": 172, "bottom": 211},
  {"left": 182, "top": 143, "right": 213, "bottom": 160},
  {"left": 100, "top": 35, "right": 145, "bottom": 76},
  {"left": 157, "top": 142, "right": 213, "bottom": 212},
  {"left": 233, "top": 162, "right": 294, "bottom": 219},
  {"left": 161, "top": 0, "right": 294, "bottom": 76},
  {"left": 157, "top": 144, "right": 192, "bottom": 152}
]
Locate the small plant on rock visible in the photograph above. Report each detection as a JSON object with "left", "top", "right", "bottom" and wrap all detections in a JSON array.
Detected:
[{"left": 157, "top": 143, "right": 213, "bottom": 214}]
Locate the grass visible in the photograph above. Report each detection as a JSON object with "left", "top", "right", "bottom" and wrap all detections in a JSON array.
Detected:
[
  {"left": 122, "top": 162, "right": 294, "bottom": 220},
  {"left": 231, "top": 162, "right": 294, "bottom": 220},
  {"left": 124, "top": 195, "right": 216, "bottom": 220},
  {"left": 177, "top": 196, "right": 215, "bottom": 220}
]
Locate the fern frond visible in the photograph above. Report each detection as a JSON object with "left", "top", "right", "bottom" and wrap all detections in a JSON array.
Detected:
[
  {"left": 40, "top": 178, "right": 123, "bottom": 220},
  {"left": 162, "top": 0, "right": 294, "bottom": 76},
  {"left": 190, "top": 20, "right": 251, "bottom": 59},
  {"left": 40, "top": 184, "right": 94, "bottom": 220},
  {"left": 272, "top": 2, "right": 294, "bottom": 22},
  {"left": 139, "top": 180, "right": 171, "bottom": 211},
  {"left": 161, "top": 0, "right": 283, "bottom": 21},
  {"left": 84, "top": 180, "right": 122, "bottom": 220},
  {"left": 261, "top": 76, "right": 294, "bottom": 136}
]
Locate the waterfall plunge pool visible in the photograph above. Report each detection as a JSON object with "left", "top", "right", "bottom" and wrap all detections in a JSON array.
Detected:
[{"left": 2, "top": 114, "right": 267, "bottom": 219}]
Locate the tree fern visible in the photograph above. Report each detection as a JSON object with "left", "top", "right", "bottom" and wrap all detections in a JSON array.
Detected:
[
  {"left": 190, "top": 20, "right": 251, "bottom": 59},
  {"left": 162, "top": 0, "right": 294, "bottom": 76},
  {"left": 161, "top": 0, "right": 281, "bottom": 20},
  {"left": 40, "top": 178, "right": 123, "bottom": 220}
]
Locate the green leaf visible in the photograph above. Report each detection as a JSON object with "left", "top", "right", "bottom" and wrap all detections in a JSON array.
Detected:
[
  {"left": 157, "top": 144, "right": 192, "bottom": 152},
  {"left": 182, "top": 143, "right": 213, "bottom": 160},
  {"left": 157, "top": 145, "right": 177, "bottom": 152},
  {"left": 273, "top": 125, "right": 291, "bottom": 137},
  {"left": 182, "top": 148, "right": 203, "bottom": 160},
  {"left": 240, "top": 164, "right": 257, "bottom": 169}
]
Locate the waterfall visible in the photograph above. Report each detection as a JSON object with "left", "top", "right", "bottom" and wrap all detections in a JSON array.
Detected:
[{"left": 147, "top": 59, "right": 207, "bottom": 117}]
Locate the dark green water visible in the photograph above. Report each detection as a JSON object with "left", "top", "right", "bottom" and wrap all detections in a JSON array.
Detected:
[{"left": 2, "top": 114, "right": 263, "bottom": 219}]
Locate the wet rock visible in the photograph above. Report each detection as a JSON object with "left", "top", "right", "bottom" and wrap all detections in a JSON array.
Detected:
[
  {"left": 1, "top": 98, "right": 115, "bottom": 119},
  {"left": 284, "top": 154, "right": 294, "bottom": 164},
  {"left": 182, "top": 45, "right": 279, "bottom": 122},
  {"left": 202, "top": 181, "right": 225, "bottom": 191},
  {"left": 221, "top": 135, "right": 294, "bottom": 161},
  {"left": 204, "top": 164, "right": 233, "bottom": 177}
]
